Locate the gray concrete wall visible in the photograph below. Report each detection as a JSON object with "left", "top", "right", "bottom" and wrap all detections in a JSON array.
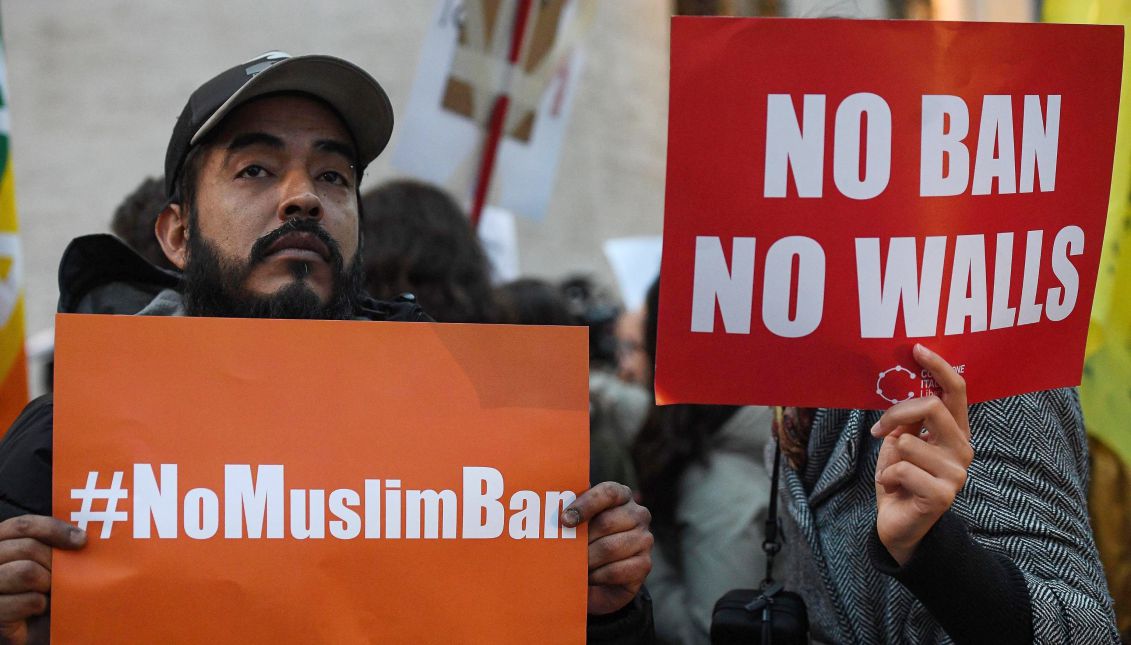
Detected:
[{"left": 2, "top": 0, "right": 671, "bottom": 344}]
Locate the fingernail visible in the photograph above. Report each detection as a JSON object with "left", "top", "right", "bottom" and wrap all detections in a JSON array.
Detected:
[
  {"left": 914, "top": 343, "right": 931, "bottom": 357},
  {"left": 70, "top": 528, "right": 87, "bottom": 546},
  {"left": 562, "top": 508, "right": 580, "bottom": 528},
  {"left": 870, "top": 421, "right": 882, "bottom": 437}
]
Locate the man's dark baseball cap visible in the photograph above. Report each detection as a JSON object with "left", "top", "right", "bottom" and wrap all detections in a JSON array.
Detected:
[{"left": 163, "top": 50, "right": 394, "bottom": 198}]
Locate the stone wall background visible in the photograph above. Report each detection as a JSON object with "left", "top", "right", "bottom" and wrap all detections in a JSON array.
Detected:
[{"left": 2, "top": 1, "right": 673, "bottom": 341}]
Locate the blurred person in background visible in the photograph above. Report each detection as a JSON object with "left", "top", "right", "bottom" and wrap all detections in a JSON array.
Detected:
[
  {"left": 496, "top": 277, "right": 578, "bottom": 327},
  {"left": 563, "top": 273, "right": 649, "bottom": 484},
  {"left": 615, "top": 308, "right": 649, "bottom": 386},
  {"left": 360, "top": 179, "right": 500, "bottom": 323},
  {"left": 110, "top": 175, "right": 178, "bottom": 271},
  {"left": 631, "top": 278, "right": 772, "bottom": 645},
  {"left": 1087, "top": 436, "right": 1131, "bottom": 640},
  {"left": 568, "top": 274, "right": 651, "bottom": 492},
  {"left": 496, "top": 277, "right": 637, "bottom": 490},
  {"left": 560, "top": 274, "right": 620, "bottom": 372}
]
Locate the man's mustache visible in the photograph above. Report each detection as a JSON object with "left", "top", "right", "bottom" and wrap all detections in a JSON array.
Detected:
[{"left": 248, "top": 219, "right": 344, "bottom": 268}]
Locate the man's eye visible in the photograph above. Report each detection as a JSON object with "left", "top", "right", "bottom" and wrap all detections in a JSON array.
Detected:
[
  {"left": 320, "top": 171, "right": 349, "bottom": 186},
  {"left": 237, "top": 165, "right": 268, "bottom": 178}
]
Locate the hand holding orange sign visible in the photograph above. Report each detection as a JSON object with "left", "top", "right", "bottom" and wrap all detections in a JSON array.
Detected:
[
  {"left": 0, "top": 515, "right": 85, "bottom": 645},
  {"left": 51, "top": 315, "right": 601, "bottom": 644},
  {"left": 563, "top": 482, "right": 653, "bottom": 616}
]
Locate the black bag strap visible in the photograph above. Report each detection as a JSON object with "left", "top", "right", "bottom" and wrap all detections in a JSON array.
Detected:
[
  {"left": 744, "top": 407, "right": 788, "bottom": 645},
  {"left": 761, "top": 408, "right": 785, "bottom": 588}
]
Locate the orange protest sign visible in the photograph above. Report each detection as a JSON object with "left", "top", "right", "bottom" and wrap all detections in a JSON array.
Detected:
[{"left": 51, "top": 314, "right": 589, "bottom": 644}]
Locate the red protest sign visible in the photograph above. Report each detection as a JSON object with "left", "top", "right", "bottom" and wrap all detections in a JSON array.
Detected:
[{"left": 655, "top": 18, "right": 1123, "bottom": 409}]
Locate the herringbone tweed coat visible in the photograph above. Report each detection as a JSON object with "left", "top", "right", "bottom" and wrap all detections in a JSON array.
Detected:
[{"left": 780, "top": 388, "right": 1119, "bottom": 643}]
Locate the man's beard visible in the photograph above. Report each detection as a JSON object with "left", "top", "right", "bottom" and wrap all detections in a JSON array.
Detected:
[{"left": 181, "top": 214, "right": 363, "bottom": 320}]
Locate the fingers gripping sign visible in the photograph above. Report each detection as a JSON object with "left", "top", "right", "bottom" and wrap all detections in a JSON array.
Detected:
[
  {"left": 0, "top": 515, "right": 86, "bottom": 645},
  {"left": 561, "top": 482, "right": 653, "bottom": 616},
  {"left": 870, "top": 344, "right": 974, "bottom": 566}
]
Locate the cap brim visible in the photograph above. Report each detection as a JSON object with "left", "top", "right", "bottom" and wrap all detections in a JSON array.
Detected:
[{"left": 190, "top": 55, "right": 393, "bottom": 167}]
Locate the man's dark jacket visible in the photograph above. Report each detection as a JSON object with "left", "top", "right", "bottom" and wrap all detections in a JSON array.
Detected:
[{"left": 0, "top": 234, "right": 653, "bottom": 644}]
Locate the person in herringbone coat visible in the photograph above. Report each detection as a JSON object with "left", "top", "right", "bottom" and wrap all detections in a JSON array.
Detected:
[{"left": 772, "top": 344, "right": 1119, "bottom": 644}]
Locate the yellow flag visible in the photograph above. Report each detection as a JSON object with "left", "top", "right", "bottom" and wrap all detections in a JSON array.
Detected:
[
  {"left": 0, "top": 21, "right": 26, "bottom": 434},
  {"left": 1045, "top": 0, "right": 1131, "bottom": 466}
]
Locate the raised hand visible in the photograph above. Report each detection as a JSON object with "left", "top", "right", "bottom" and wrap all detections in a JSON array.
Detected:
[{"left": 871, "top": 343, "right": 974, "bottom": 565}]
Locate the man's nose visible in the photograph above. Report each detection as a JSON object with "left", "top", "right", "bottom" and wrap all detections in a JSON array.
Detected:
[{"left": 277, "top": 171, "right": 322, "bottom": 221}]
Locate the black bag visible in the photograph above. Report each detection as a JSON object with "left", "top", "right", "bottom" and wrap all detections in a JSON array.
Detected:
[
  {"left": 710, "top": 428, "right": 809, "bottom": 644},
  {"left": 710, "top": 583, "right": 809, "bottom": 645}
]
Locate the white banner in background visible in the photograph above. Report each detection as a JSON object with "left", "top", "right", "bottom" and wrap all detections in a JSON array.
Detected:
[{"left": 393, "top": 0, "right": 591, "bottom": 221}]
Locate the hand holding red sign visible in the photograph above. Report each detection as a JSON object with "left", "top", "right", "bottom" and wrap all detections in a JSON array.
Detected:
[
  {"left": 563, "top": 482, "right": 653, "bottom": 615},
  {"left": 871, "top": 344, "right": 974, "bottom": 565}
]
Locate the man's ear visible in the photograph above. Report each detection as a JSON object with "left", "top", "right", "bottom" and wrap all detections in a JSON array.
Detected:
[{"left": 155, "top": 202, "right": 189, "bottom": 270}]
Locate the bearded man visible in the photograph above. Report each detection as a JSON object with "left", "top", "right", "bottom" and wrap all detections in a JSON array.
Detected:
[{"left": 0, "top": 52, "right": 653, "bottom": 645}]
